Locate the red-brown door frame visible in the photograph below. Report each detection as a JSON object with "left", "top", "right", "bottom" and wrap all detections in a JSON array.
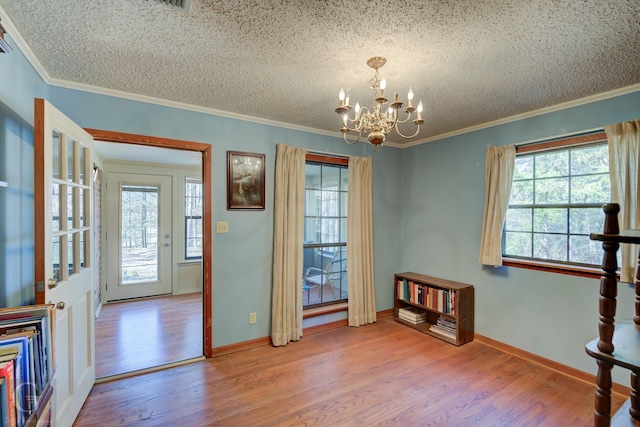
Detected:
[{"left": 84, "top": 128, "right": 213, "bottom": 358}]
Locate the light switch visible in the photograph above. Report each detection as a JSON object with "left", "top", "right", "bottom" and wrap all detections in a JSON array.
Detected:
[{"left": 216, "top": 221, "right": 229, "bottom": 234}]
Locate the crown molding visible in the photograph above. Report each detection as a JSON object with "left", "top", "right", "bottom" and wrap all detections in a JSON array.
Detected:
[{"left": 401, "top": 83, "right": 640, "bottom": 148}]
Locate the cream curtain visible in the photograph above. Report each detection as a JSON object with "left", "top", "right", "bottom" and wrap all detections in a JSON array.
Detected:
[
  {"left": 271, "top": 144, "right": 307, "bottom": 346},
  {"left": 347, "top": 156, "right": 376, "bottom": 327},
  {"left": 605, "top": 119, "right": 640, "bottom": 283},
  {"left": 478, "top": 145, "right": 516, "bottom": 266}
]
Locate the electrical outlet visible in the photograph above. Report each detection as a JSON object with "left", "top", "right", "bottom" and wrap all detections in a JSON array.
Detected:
[
  {"left": 216, "top": 221, "right": 229, "bottom": 234},
  {"left": 249, "top": 312, "right": 256, "bottom": 325}
]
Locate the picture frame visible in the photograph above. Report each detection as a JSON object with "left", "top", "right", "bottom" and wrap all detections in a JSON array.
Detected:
[{"left": 227, "top": 151, "right": 265, "bottom": 210}]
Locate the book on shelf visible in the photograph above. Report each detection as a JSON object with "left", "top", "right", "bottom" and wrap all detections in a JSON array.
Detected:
[
  {"left": 0, "top": 359, "right": 16, "bottom": 427},
  {"left": 398, "top": 314, "right": 426, "bottom": 324},
  {"left": 398, "top": 307, "right": 426, "bottom": 319},
  {"left": 428, "top": 324, "right": 456, "bottom": 340}
]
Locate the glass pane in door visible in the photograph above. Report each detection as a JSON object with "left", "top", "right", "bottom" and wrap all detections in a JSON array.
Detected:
[{"left": 121, "top": 185, "right": 159, "bottom": 284}]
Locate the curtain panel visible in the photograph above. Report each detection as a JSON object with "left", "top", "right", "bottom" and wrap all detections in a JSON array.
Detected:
[
  {"left": 347, "top": 156, "right": 376, "bottom": 326},
  {"left": 271, "top": 144, "right": 307, "bottom": 346},
  {"left": 605, "top": 119, "right": 640, "bottom": 283},
  {"left": 478, "top": 145, "right": 515, "bottom": 266}
]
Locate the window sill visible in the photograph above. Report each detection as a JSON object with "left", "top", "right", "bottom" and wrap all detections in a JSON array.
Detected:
[
  {"left": 303, "top": 302, "right": 348, "bottom": 319},
  {"left": 502, "top": 258, "right": 605, "bottom": 280}
]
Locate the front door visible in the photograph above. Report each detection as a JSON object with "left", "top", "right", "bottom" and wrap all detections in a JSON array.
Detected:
[
  {"left": 106, "top": 173, "right": 172, "bottom": 301},
  {"left": 34, "top": 98, "right": 95, "bottom": 427}
]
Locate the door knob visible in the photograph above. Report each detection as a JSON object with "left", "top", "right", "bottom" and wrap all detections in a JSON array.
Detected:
[
  {"left": 48, "top": 278, "right": 58, "bottom": 289},
  {"left": 56, "top": 301, "right": 65, "bottom": 310}
]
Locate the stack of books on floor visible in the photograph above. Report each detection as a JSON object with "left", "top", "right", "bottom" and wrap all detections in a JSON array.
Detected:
[
  {"left": 428, "top": 316, "right": 456, "bottom": 340},
  {"left": 398, "top": 307, "right": 426, "bottom": 324}
]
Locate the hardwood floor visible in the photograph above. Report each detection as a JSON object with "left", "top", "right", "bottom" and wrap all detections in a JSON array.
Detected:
[
  {"left": 76, "top": 316, "right": 623, "bottom": 426},
  {"left": 95, "top": 293, "right": 203, "bottom": 378}
]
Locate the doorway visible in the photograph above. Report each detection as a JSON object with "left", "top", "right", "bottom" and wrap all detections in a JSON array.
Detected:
[{"left": 87, "top": 129, "right": 213, "bottom": 379}]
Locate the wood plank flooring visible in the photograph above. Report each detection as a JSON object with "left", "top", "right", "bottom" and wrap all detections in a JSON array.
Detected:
[
  {"left": 95, "top": 293, "right": 203, "bottom": 378},
  {"left": 76, "top": 316, "right": 623, "bottom": 426}
]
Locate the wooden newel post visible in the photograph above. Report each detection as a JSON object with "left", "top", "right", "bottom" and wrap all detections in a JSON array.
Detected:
[{"left": 597, "top": 203, "right": 619, "bottom": 354}]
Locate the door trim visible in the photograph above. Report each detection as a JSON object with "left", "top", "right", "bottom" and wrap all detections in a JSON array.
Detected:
[{"left": 83, "top": 128, "right": 213, "bottom": 358}]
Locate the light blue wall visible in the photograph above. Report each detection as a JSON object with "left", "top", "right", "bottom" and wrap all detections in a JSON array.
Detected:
[
  {"left": 0, "top": 32, "right": 48, "bottom": 306},
  {"left": 46, "top": 87, "right": 403, "bottom": 347},
  {"left": 400, "top": 90, "right": 640, "bottom": 384}
]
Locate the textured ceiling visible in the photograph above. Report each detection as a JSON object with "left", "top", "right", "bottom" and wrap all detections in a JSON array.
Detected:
[{"left": 1, "top": 0, "right": 639, "bottom": 147}]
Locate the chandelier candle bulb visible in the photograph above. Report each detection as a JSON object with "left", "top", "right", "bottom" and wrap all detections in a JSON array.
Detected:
[
  {"left": 408, "top": 88, "right": 414, "bottom": 107},
  {"left": 339, "top": 88, "right": 345, "bottom": 106},
  {"left": 417, "top": 101, "right": 424, "bottom": 121}
]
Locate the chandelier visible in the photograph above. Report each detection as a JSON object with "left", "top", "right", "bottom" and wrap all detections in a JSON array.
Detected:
[{"left": 335, "top": 57, "right": 423, "bottom": 150}]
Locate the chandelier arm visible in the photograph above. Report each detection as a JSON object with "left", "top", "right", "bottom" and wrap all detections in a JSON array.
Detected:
[
  {"left": 394, "top": 123, "right": 422, "bottom": 139},
  {"left": 343, "top": 130, "right": 362, "bottom": 145},
  {"left": 394, "top": 109, "right": 415, "bottom": 125}
]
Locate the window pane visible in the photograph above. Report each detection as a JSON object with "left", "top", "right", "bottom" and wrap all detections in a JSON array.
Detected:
[
  {"left": 570, "top": 174, "right": 610, "bottom": 203},
  {"left": 52, "top": 130, "right": 61, "bottom": 179},
  {"left": 571, "top": 144, "right": 608, "bottom": 175},
  {"left": 67, "top": 138, "right": 75, "bottom": 182},
  {"left": 569, "top": 236, "right": 602, "bottom": 265},
  {"left": 67, "top": 186, "right": 74, "bottom": 230},
  {"left": 52, "top": 183, "right": 61, "bottom": 232},
  {"left": 186, "top": 218, "right": 202, "bottom": 259},
  {"left": 79, "top": 145, "right": 86, "bottom": 185},
  {"left": 504, "top": 231, "right": 532, "bottom": 257},
  {"left": 535, "top": 151, "right": 568, "bottom": 178},
  {"left": 304, "top": 218, "right": 320, "bottom": 244},
  {"left": 513, "top": 156, "right": 533, "bottom": 180},
  {"left": 505, "top": 208, "right": 532, "bottom": 232},
  {"left": 340, "top": 192, "right": 348, "bottom": 216},
  {"left": 320, "top": 218, "right": 339, "bottom": 244},
  {"left": 306, "top": 164, "right": 321, "bottom": 190},
  {"left": 533, "top": 233, "right": 567, "bottom": 261},
  {"left": 570, "top": 207, "right": 604, "bottom": 235},
  {"left": 340, "top": 218, "right": 347, "bottom": 242},
  {"left": 68, "top": 233, "right": 75, "bottom": 276},
  {"left": 321, "top": 190, "right": 339, "bottom": 216},
  {"left": 321, "top": 165, "right": 341, "bottom": 190},
  {"left": 534, "top": 177, "right": 568, "bottom": 204},
  {"left": 510, "top": 180, "right": 533, "bottom": 204},
  {"left": 533, "top": 208, "right": 567, "bottom": 233},
  {"left": 52, "top": 235, "right": 60, "bottom": 282},
  {"left": 340, "top": 169, "right": 348, "bottom": 191}
]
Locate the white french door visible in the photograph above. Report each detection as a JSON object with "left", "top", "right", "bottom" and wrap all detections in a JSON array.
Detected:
[
  {"left": 34, "top": 98, "right": 95, "bottom": 427},
  {"left": 106, "top": 173, "right": 172, "bottom": 301}
]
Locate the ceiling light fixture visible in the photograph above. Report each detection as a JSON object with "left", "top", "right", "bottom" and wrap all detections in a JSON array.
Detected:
[{"left": 336, "top": 57, "right": 423, "bottom": 150}]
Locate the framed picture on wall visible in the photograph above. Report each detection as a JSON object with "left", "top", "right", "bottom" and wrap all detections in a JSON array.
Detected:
[{"left": 227, "top": 151, "right": 265, "bottom": 210}]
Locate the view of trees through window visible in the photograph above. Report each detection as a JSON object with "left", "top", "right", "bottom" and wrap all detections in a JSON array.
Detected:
[{"left": 503, "top": 142, "right": 612, "bottom": 266}]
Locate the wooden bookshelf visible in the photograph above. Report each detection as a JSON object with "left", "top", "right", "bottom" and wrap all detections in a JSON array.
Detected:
[
  {"left": 586, "top": 203, "right": 640, "bottom": 427},
  {"left": 393, "top": 272, "right": 474, "bottom": 346}
]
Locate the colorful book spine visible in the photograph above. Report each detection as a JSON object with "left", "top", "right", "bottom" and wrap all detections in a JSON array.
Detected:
[{"left": 0, "top": 360, "right": 16, "bottom": 427}]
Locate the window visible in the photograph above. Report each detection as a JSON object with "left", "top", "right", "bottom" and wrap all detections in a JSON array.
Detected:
[
  {"left": 503, "top": 132, "right": 615, "bottom": 271},
  {"left": 303, "top": 155, "right": 348, "bottom": 308},
  {"left": 185, "top": 177, "right": 202, "bottom": 260}
]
